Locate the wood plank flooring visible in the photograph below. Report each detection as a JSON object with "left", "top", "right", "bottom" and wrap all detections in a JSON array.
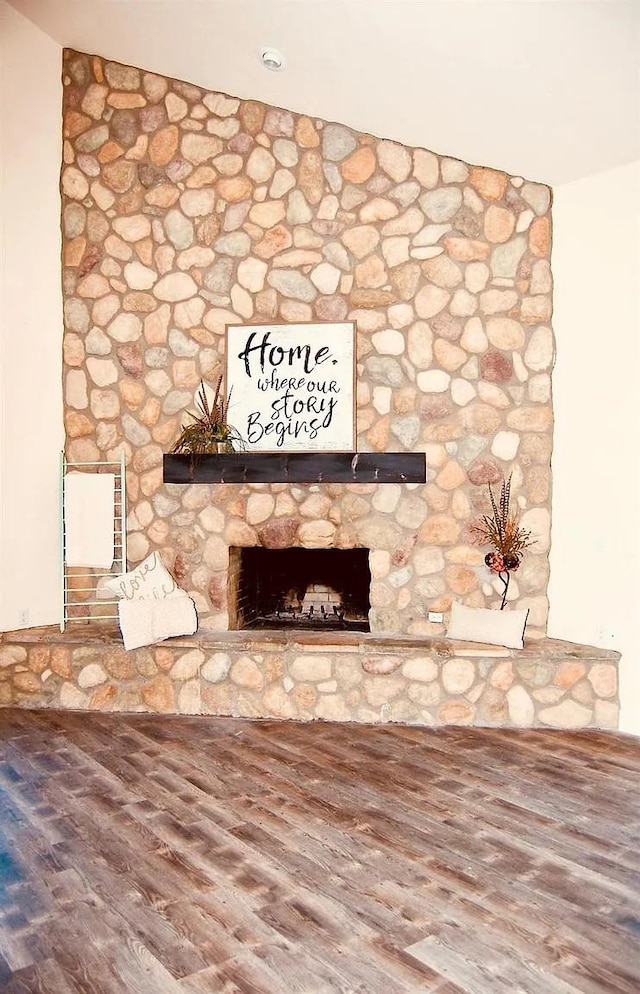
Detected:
[{"left": 0, "top": 710, "right": 638, "bottom": 993}]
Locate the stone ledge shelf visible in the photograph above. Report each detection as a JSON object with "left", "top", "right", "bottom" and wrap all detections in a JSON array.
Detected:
[
  {"left": 163, "top": 452, "right": 427, "bottom": 485},
  {"left": 0, "top": 626, "right": 620, "bottom": 730}
]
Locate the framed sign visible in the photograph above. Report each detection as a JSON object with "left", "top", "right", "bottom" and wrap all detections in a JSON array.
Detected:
[{"left": 225, "top": 323, "right": 356, "bottom": 452}]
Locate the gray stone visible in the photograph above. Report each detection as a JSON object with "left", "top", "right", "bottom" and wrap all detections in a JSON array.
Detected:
[
  {"left": 64, "top": 299, "right": 90, "bottom": 334},
  {"left": 164, "top": 210, "right": 194, "bottom": 250},
  {"left": 323, "top": 124, "right": 358, "bottom": 161},
  {"left": 521, "top": 182, "right": 551, "bottom": 215},
  {"left": 168, "top": 329, "right": 199, "bottom": 357},
  {"left": 322, "top": 161, "right": 342, "bottom": 194},
  {"left": 202, "top": 652, "right": 231, "bottom": 683},
  {"left": 287, "top": 190, "right": 313, "bottom": 225},
  {"left": 213, "top": 232, "right": 251, "bottom": 257},
  {"left": 272, "top": 139, "right": 299, "bottom": 167},
  {"left": 390, "top": 181, "right": 421, "bottom": 207},
  {"left": 145, "top": 347, "right": 169, "bottom": 368},
  {"left": 63, "top": 203, "right": 86, "bottom": 238},
  {"left": 491, "top": 236, "right": 527, "bottom": 278},
  {"left": 267, "top": 270, "right": 316, "bottom": 302},
  {"left": 86, "top": 328, "right": 111, "bottom": 355},
  {"left": 391, "top": 415, "right": 421, "bottom": 449},
  {"left": 420, "top": 188, "right": 463, "bottom": 222},
  {"left": 163, "top": 390, "right": 193, "bottom": 416},
  {"left": 104, "top": 62, "right": 140, "bottom": 90},
  {"left": 203, "top": 257, "right": 235, "bottom": 293},
  {"left": 122, "top": 414, "right": 151, "bottom": 446},
  {"left": 75, "top": 125, "right": 109, "bottom": 153},
  {"left": 364, "top": 356, "right": 404, "bottom": 387}
]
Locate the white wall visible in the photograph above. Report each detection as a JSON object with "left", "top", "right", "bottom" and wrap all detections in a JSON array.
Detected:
[
  {"left": 0, "top": 1, "right": 63, "bottom": 630},
  {"left": 549, "top": 160, "right": 640, "bottom": 735}
]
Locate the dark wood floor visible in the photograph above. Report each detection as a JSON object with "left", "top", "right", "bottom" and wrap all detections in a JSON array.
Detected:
[{"left": 0, "top": 712, "right": 638, "bottom": 994}]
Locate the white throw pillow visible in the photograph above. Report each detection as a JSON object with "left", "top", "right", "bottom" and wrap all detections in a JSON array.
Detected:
[
  {"left": 446, "top": 601, "right": 529, "bottom": 650},
  {"left": 103, "top": 552, "right": 179, "bottom": 601}
]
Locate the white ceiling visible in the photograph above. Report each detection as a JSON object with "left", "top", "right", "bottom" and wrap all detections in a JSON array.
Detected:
[{"left": 8, "top": 0, "right": 640, "bottom": 185}]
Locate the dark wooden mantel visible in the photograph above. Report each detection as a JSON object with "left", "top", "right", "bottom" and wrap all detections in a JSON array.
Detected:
[{"left": 163, "top": 452, "right": 426, "bottom": 484}]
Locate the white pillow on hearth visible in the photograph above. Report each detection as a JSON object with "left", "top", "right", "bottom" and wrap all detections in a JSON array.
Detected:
[
  {"left": 103, "top": 552, "right": 180, "bottom": 601},
  {"left": 446, "top": 601, "right": 529, "bottom": 650}
]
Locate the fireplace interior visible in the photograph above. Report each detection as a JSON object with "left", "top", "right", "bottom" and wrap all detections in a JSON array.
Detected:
[{"left": 229, "top": 548, "right": 371, "bottom": 631}]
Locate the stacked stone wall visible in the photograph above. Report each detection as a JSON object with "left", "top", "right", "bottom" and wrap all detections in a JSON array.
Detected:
[
  {"left": 60, "top": 50, "right": 554, "bottom": 637},
  {"left": 0, "top": 631, "right": 620, "bottom": 730}
]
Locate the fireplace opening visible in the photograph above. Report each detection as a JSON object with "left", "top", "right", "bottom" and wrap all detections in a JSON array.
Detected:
[{"left": 229, "top": 548, "right": 371, "bottom": 631}]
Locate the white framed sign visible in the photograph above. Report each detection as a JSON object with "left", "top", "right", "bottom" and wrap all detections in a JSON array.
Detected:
[{"left": 225, "top": 323, "right": 356, "bottom": 452}]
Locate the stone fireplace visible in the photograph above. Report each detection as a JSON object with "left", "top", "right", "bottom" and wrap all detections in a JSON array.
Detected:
[
  {"left": 229, "top": 546, "right": 371, "bottom": 631},
  {"left": 8, "top": 46, "right": 607, "bottom": 731},
  {"left": 59, "top": 48, "right": 555, "bottom": 643}
]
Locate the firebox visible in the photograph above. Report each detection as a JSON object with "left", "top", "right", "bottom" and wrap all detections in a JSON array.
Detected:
[{"left": 228, "top": 548, "right": 371, "bottom": 631}]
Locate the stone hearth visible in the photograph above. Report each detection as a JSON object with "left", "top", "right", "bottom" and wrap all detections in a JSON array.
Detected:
[{"left": 0, "top": 627, "right": 620, "bottom": 729}]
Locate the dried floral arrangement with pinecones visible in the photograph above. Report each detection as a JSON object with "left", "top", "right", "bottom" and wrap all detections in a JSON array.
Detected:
[
  {"left": 471, "top": 476, "right": 534, "bottom": 609},
  {"left": 172, "top": 378, "right": 243, "bottom": 456}
]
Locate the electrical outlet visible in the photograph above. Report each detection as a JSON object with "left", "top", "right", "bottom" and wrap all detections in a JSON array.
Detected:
[
  {"left": 427, "top": 611, "right": 444, "bottom": 623},
  {"left": 19, "top": 609, "right": 29, "bottom": 627}
]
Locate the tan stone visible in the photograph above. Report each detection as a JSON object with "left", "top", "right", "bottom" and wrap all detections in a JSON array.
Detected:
[
  {"left": 77, "top": 273, "right": 110, "bottom": 298},
  {"left": 539, "top": 700, "right": 592, "bottom": 728},
  {"left": 295, "top": 116, "right": 320, "bottom": 147},
  {"left": 433, "top": 339, "right": 467, "bottom": 371},
  {"left": 446, "top": 565, "right": 477, "bottom": 595},
  {"left": 484, "top": 205, "right": 516, "bottom": 243},
  {"left": 445, "top": 237, "right": 491, "bottom": 262},
  {"left": 315, "top": 695, "right": 352, "bottom": 722},
  {"left": 355, "top": 255, "right": 386, "bottom": 289},
  {"left": 435, "top": 460, "right": 466, "bottom": 490},
  {"left": 98, "top": 140, "right": 124, "bottom": 164},
  {"left": 588, "top": 663, "right": 617, "bottom": 699},
  {"left": 291, "top": 684, "right": 318, "bottom": 710},
  {"left": 230, "top": 656, "right": 263, "bottom": 690},
  {"left": 113, "top": 215, "right": 151, "bottom": 242},
  {"left": 50, "top": 648, "right": 72, "bottom": 678},
  {"left": 554, "top": 661, "right": 587, "bottom": 688},
  {"left": 65, "top": 236, "right": 87, "bottom": 267},
  {"left": 437, "top": 700, "right": 475, "bottom": 725},
  {"left": 490, "top": 660, "right": 514, "bottom": 691},
  {"left": 216, "top": 176, "right": 253, "bottom": 202},
  {"left": 149, "top": 125, "right": 179, "bottom": 166},
  {"left": 469, "top": 167, "right": 508, "bottom": 201},
  {"left": 298, "top": 520, "right": 335, "bottom": 548},
  {"left": 506, "top": 406, "right": 552, "bottom": 432},
  {"left": 412, "top": 148, "right": 439, "bottom": 188},
  {"left": 13, "top": 671, "right": 40, "bottom": 694},
  {"left": 360, "top": 198, "right": 399, "bottom": 223},
  {"left": 420, "top": 514, "right": 460, "bottom": 545},
  {"left": 254, "top": 224, "right": 293, "bottom": 259},
  {"left": 342, "top": 225, "right": 380, "bottom": 259},
  {"left": 246, "top": 147, "right": 276, "bottom": 182},
  {"left": 362, "top": 674, "right": 405, "bottom": 707},
  {"left": 223, "top": 519, "right": 256, "bottom": 547},
  {"left": 530, "top": 216, "right": 551, "bottom": 257},
  {"left": 142, "top": 676, "right": 175, "bottom": 712},
  {"left": 486, "top": 317, "right": 525, "bottom": 350},
  {"left": 341, "top": 147, "right": 376, "bottom": 184},
  {"left": 290, "top": 655, "right": 332, "bottom": 682},
  {"left": 423, "top": 255, "right": 462, "bottom": 288},
  {"left": 415, "top": 284, "right": 450, "bottom": 319},
  {"left": 263, "top": 685, "right": 295, "bottom": 719},
  {"left": 442, "top": 659, "right": 476, "bottom": 694},
  {"left": 402, "top": 657, "right": 438, "bottom": 682}
]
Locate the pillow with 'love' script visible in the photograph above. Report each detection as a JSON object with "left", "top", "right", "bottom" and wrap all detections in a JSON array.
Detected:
[{"left": 103, "top": 552, "right": 179, "bottom": 601}]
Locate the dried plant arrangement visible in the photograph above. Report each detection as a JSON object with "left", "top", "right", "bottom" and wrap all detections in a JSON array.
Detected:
[
  {"left": 471, "top": 475, "right": 534, "bottom": 609},
  {"left": 172, "top": 378, "right": 243, "bottom": 456}
]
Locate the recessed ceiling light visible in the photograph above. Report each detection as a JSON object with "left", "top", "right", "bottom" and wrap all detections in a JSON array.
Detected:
[{"left": 260, "top": 47, "right": 286, "bottom": 72}]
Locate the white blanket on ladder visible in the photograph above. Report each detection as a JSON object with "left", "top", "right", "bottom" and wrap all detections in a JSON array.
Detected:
[{"left": 64, "top": 472, "right": 115, "bottom": 568}]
